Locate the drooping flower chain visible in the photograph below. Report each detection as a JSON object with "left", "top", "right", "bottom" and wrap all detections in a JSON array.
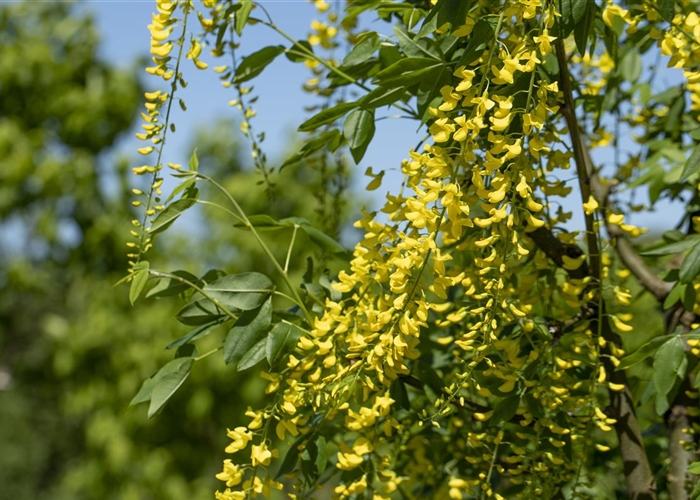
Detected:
[{"left": 213, "top": 2, "right": 623, "bottom": 499}]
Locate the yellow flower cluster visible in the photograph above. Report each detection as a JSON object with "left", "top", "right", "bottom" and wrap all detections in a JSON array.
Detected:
[
  {"left": 658, "top": 10, "right": 700, "bottom": 132},
  {"left": 128, "top": 0, "right": 191, "bottom": 264},
  {"left": 210, "top": 1, "right": 633, "bottom": 498}
]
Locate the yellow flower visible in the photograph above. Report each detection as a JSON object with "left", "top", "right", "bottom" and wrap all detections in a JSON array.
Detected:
[
  {"left": 608, "top": 382, "right": 626, "bottom": 392},
  {"left": 582, "top": 195, "right": 599, "bottom": 215},
  {"left": 610, "top": 315, "right": 633, "bottom": 333},
  {"left": 215, "top": 489, "right": 246, "bottom": 500},
  {"left": 215, "top": 459, "right": 243, "bottom": 487},
  {"left": 473, "top": 411, "right": 493, "bottom": 421},
  {"left": 602, "top": 3, "right": 629, "bottom": 28},
  {"left": 365, "top": 166, "right": 384, "bottom": 191},
  {"left": 438, "top": 85, "right": 460, "bottom": 111},
  {"left": 251, "top": 442, "right": 274, "bottom": 466},
  {"left": 454, "top": 66, "right": 476, "bottom": 91},
  {"left": 337, "top": 451, "right": 364, "bottom": 470},
  {"left": 225, "top": 427, "right": 252, "bottom": 453},
  {"left": 533, "top": 29, "right": 556, "bottom": 55},
  {"left": 429, "top": 117, "right": 455, "bottom": 143}
]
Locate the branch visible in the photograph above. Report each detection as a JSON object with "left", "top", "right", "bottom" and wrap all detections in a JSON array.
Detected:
[
  {"left": 527, "top": 226, "right": 589, "bottom": 280},
  {"left": 667, "top": 402, "right": 693, "bottom": 500},
  {"left": 555, "top": 41, "right": 671, "bottom": 301},
  {"left": 609, "top": 227, "right": 673, "bottom": 301},
  {"left": 554, "top": 39, "right": 657, "bottom": 500}
]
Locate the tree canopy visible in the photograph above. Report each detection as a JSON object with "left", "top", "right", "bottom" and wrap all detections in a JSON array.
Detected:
[{"left": 0, "top": 3, "right": 350, "bottom": 499}]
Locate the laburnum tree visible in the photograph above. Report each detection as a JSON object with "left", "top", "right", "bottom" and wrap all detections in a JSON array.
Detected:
[{"left": 127, "top": 0, "right": 700, "bottom": 499}]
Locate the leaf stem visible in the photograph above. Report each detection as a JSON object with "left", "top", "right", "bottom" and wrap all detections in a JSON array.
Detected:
[
  {"left": 284, "top": 224, "right": 299, "bottom": 273},
  {"left": 148, "top": 269, "right": 238, "bottom": 322},
  {"left": 193, "top": 172, "right": 313, "bottom": 324},
  {"left": 194, "top": 347, "right": 222, "bottom": 362},
  {"left": 252, "top": 9, "right": 417, "bottom": 119}
]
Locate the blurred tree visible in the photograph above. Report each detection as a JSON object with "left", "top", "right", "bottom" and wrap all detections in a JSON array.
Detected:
[{"left": 0, "top": 3, "right": 350, "bottom": 500}]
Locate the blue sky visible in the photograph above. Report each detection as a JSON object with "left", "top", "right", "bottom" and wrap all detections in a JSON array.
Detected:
[
  {"left": 82, "top": 1, "right": 685, "bottom": 234},
  {"left": 84, "top": 0, "right": 418, "bottom": 201}
]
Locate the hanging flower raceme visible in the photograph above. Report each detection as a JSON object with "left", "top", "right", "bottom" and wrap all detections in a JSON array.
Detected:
[
  {"left": 128, "top": 0, "right": 193, "bottom": 268},
  {"left": 207, "top": 1, "right": 629, "bottom": 498},
  {"left": 125, "top": 0, "right": 700, "bottom": 499}
]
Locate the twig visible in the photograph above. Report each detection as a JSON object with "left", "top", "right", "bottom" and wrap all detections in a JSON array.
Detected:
[{"left": 554, "top": 39, "right": 657, "bottom": 500}]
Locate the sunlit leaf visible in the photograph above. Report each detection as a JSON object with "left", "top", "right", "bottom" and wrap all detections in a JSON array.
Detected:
[
  {"left": 266, "top": 321, "right": 303, "bottom": 368},
  {"left": 652, "top": 336, "right": 686, "bottom": 400},
  {"left": 224, "top": 298, "right": 272, "bottom": 366},
  {"left": 203, "top": 272, "right": 274, "bottom": 311},
  {"left": 343, "top": 108, "right": 375, "bottom": 163},
  {"left": 149, "top": 197, "right": 197, "bottom": 235},
  {"left": 148, "top": 359, "right": 193, "bottom": 418},
  {"left": 298, "top": 102, "right": 357, "bottom": 132},
  {"left": 129, "top": 261, "right": 149, "bottom": 305},
  {"left": 680, "top": 240, "right": 700, "bottom": 284},
  {"left": 233, "top": 45, "right": 285, "bottom": 84}
]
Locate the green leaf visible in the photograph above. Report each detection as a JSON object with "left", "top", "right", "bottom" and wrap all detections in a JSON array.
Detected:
[
  {"left": 372, "top": 57, "right": 443, "bottom": 87},
  {"left": 146, "top": 270, "right": 199, "bottom": 298},
  {"left": 554, "top": 0, "right": 588, "bottom": 38},
  {"left": 166, "top": 321, "right": 221, "bottom": 350},
  {"left": 664, "top": 282, "right": 686, "bottom": 310},
  {"left": 657, "top": 0, "right": 675, "bottom": 20},
  {"left": 359, "top": 86, "right": 407, "bottom": 109},
  {"left": 266, "top": 321, "right": 303, "bottom": 368},
  {"left": 285, "top": 40, "right": 313, "bottom": 63},
  {"left": 232, "top": 214, "right": 287, "bottom": 232},
  {"left": 276, "top": 435, "right": 305, "bottom": 479},
  {"left": 390, "top": 378, "right": 411, "bottom": 410},
  {"left": 176, "top": 299, "right": 225, "bottom": 325},
  {"left": 233, "top": 45, "right": 285, "bottom": 84},
  {"left": 234, "top": 0, "right": 252, "bottom": 35},
  {"left": 680, "top": 240, "right": 700, "bottom": 284},
  {"left": 130, "top": 357, "right": 193, "bottom": 406},
  {"left": 455, "top": 19, "right": 494, "bottom": 67},
  {"left": 416, "top": 0, "right": 441, "bottom": 38},
  {"left": 491, "top": 395, "right": 520, "bottom": 424},
  {"left": 298, "top": 102, "right": 357, "bottom": 132},
  {"left": 681, "top": 145, "right": 700, "bottom": 181},
  {"left": 394, "top": 25, "right": 441, "bottom": 60},
  {"left": 231, "top": 216, "right": 344, "bottom": 253},
  {"left": 314, "top": 436, "right": 328, "bottom": 474},
  {"left": 655, "top": 390, "right": 670, "bottom": 416},
  {"left": 652, "top": 336, "right": 686, "bottom": 399},
  {"left": 203, "top": 272, "right": 274, "bottom": 311},
  {"left": 236, "top": 337, "right": 267, "bottom": 371},
  {"left": 573, "top": 2, "right": 595, "bottom": 56},
  {"left": 149, "top": 197, "right": 197, "bottom": 235},
  {"left": 188, "top": 148, "right": 199, "bottom": 171},
  {"left": 689, "top": 461, "right": 700, "bottom": 475},
  {"left": 340, "top": 33, "right": 379, "bottom": 67},
  {"left": 224, "top": 298, "right": 272, "bottom": 366},
  {"left": 619, "top": 49, "right": 642, "bottom": 82},
  {"left": 416, "top": 0, "right": 468, "bottom": 38},
  {"left": 617, "top": 335, "right": 672, "bottom": 370},
  {"left": 640, "top": 235, "right": 700, "bottom": 256},
  {"left": 414, "top": 361, "right": 445, "bottom": 395},
  {"left": 299, "top": 223, "right": 346, "bottom": 254},
  {"left": 281, "top": 129, "right": 343, "bottom": 169},
  {"left": 148, "top": 359, "right": 193, "bottom": 418},
  {"left": 665, "top": 94, "right": 685, "bottom": 138},
  {"left": 165, "top": 176, "right": 196, "bottom": 204},
  {"left": 343, "top": 108, "right": 375, "bottom": 163},
  {"left": 684, "top": 281, "right": 698, "bottom": 311},
  {"left": 129, "top": 261, "right": 149, "bottom": 305}
]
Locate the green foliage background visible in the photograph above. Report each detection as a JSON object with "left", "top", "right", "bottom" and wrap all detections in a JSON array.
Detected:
[{"left": 0, "top": 3, "right": 350, "bottom": 499}]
